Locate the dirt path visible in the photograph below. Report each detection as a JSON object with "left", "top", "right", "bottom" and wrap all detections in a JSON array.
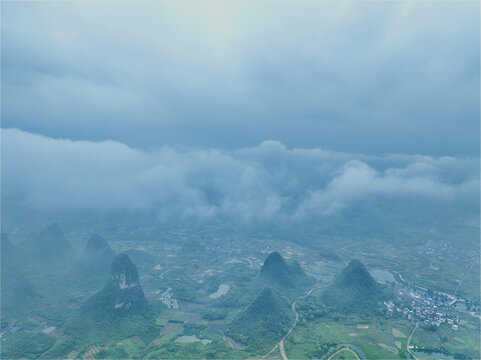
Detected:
[
  {"left": 263, "top": 343, "right": 279, "bottom": 359},
  {"left": 327, "top": 347, "right": 361, "bottom": 360},
  {"left": 407, "top": 323, "right": 419, "bottom": 360}
]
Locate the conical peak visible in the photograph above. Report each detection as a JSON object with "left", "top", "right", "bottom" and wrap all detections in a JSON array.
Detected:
[
  {"left": 39, "top": 223, "right": 64, "bottom": 238},
  {"left": 265, "top": 251, "right": 284, "bottom": 264},
  {"left": 262, "top": 252, "right": 288, "bottom": 271},
  {"left": 346, "top": 259, "right": 365, "bottom": 271},
  {"left": 86, "top": 234, "right": 111, "bottom": 253},
  {"left": 338, "top": 259, "right": 376, "bottom": 288},
  {"left": 110, "top": 253, "right": 140, "bottom": 290}
]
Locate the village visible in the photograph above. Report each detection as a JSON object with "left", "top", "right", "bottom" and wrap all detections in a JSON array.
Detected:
[{"left": 384, "top": 279, "right": 479, "bottom": 332}]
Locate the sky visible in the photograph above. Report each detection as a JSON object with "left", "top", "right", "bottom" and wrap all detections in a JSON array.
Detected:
[{"left": 1, "top": 1, "right": 480, "bottom": 225}]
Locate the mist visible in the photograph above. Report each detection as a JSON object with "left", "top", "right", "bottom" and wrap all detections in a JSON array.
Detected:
[{"left": 2, "top": 128, "right": 478, "bottom": 230}]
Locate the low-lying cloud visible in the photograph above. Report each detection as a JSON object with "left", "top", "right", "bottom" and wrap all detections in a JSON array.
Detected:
[{"left": 2, "top": 129, "right": 479, "bottom": 225}]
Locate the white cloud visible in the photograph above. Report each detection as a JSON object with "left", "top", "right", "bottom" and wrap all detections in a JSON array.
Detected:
[{"left": 2, "top": 129, "right": 478, "bottom": 224}]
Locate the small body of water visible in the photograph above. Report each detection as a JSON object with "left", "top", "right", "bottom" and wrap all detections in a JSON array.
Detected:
[
  {"left": 209, "top": 284, "right": 230, "bottom": 299},
  {"left": 370, "top": 269, "right": 397, "bottom": 283},
  {"left": 175, "top": 335, "right": 212, "bottom": 345}
]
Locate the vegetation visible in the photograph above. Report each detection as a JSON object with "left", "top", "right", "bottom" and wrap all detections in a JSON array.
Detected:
[
  {"left": 322, "top": 260, "right": 390, "bottom": 315},
  {"left": 259, "top": 251, "right": 314, "bottom": 297},
  {"left": 227, "top": 287, "right": 294, "bottom": 351},
  {"left": 1, "top": 332, "right": 56, "bottom": 359},
  {"left": 0, "top": 223, "right": 478, "bottom": 359},
  {"left": 64, "top": 310, "right": 160, "bottom": 346}
]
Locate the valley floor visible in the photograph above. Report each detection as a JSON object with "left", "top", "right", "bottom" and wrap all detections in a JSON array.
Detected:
[{"left": 1, "top": 226, "right": 479, "bottom": 359}]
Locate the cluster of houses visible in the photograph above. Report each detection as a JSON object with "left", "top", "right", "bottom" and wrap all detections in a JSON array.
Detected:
[
  {"left": 156, "top": 287, "right": 179, "bottom": 309},
  {"left": 385, "top": 286, "right": 461, "bottom": 331}
]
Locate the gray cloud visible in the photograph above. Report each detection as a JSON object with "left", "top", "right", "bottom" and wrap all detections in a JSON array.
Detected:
[
  {"left": 2, "top": 129, "right": 478, "bottom": 225},
  {"left": 1, "top": 1, "right": 479, "bottom": 155}
]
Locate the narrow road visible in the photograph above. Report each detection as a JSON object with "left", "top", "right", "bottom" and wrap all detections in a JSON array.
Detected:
[
  {"left": 327, "top": 347, "right": 361, "bottom": 360},
  {"left": 453, "top": 261, "right": 474, "bottom": 297},
  {"left": 407, "top": 323, "right": 419, "bottom": 360},
  {"left": 279, "top": 301, "right": 299, "bottom": 360},
  {"left": 263, "top": 283, "right": 326, "bottom": 359},
  {"left": 262, "top": 343, "right": 279, "bottom": 359},
  {"left": 279, "top": 340, "right": 287, "bottom": 360},
  {"left": 263, "top": 302, "right": 297, "bottom": 360}
]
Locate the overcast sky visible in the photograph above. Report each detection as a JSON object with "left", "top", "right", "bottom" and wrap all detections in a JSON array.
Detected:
[
  {"left": 2, "top": 1, "right": 479, "bottom": 155},
  {"left": 1, "top": 2, "right": 479, "bottom": 225}
]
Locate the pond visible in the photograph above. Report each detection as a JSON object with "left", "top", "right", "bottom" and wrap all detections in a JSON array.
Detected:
[
  {"left": 370, "top": 269, "right": 397, "bottom": 283},
  {"left": 209, "top": 283, "right": 230, "bottom": 299}
]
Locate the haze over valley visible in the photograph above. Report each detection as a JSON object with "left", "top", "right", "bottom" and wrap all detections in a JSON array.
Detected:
[{"left": 1, "top": 1, "right": 479, "bottom": 359}]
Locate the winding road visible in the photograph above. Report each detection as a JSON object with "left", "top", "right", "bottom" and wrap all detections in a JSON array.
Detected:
[
  {"left": 278, "top": 301, "right": 299, "bottom": 360},
  {"left": 263, "top": 283, "right": 327, "bottom": 360},
  {"left": 327, "top": 347, "right": 361, "bottom": 360}
]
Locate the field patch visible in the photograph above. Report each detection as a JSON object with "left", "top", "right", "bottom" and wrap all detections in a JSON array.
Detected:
[
  {"left": 377, "top": 343, "right": 398, "bottom": 354},
  {"left": 175, "top": 335, "right": 212, "bottom": 345},
  {"left": 392, "top": 328, "right": 406, "bottom": 338}
]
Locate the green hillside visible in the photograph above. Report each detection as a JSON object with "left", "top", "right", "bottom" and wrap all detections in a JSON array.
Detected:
[
  {"left": 321, "top": 259, "right": 390, "bottom": 315},
  {"left": 259, "top": 251, "right": 313, "bottom": 295},
  {"left": 228, "top": 287, "right": 294, "bottom": 351}
]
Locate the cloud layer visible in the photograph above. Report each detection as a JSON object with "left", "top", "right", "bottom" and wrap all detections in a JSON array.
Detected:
[
  {"left": 2, "top": 129, "right": 478, "bottom": 225},
  {"left": 2, "top": 1, "right": 479, "bottom": 155}
]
